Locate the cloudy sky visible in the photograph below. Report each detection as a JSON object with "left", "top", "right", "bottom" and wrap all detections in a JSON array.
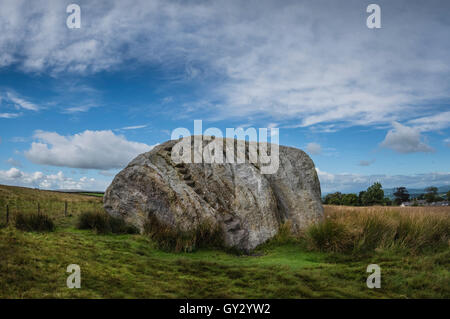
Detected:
[{"left": 0, "top": 0, "right": 449, "bottom": 193}]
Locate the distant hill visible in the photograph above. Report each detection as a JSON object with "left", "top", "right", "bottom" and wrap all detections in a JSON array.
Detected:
[
  {"left": 323, "top": 185, "right": 450, "bottom": 198},
  {"left": 54, "top": 189, "right": 104, "bottom": 194},
  {"left": 53, "top": 189, "right": 104, "bottom": 197},
  {"left": 383, "top": 185, "right": 450, "bottom": 199}
]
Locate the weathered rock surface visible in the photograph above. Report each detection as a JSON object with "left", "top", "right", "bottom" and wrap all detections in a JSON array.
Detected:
[{"left": 104, "top": 137, "right": 323, "bottom": 251}]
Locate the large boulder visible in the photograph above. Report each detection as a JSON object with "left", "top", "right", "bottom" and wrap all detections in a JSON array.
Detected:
[{"left": 103, "top": 136, "right": 323, "bottom": 251}]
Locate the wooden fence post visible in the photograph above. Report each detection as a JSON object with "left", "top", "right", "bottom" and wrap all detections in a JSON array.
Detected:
[{"left": 64, "top": 201, "right": 68, "bottom": 217}]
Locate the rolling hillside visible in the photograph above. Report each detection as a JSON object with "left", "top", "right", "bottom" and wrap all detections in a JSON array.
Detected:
[{"left": 0, "top": 185, "right": 449, "bottom": 298}]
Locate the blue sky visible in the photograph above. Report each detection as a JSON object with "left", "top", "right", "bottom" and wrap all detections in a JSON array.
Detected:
[{"left": 0, "top": 0, "right": 449, "bottom": 193}]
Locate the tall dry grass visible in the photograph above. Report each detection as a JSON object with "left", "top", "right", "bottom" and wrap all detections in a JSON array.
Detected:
[{"left": 306, "top": 205, "right": 450, "bottom": 254}]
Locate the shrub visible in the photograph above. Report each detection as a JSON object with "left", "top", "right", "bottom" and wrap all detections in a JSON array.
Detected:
[
  {"left": 109, "top": 216, "right": 140, "bottom": 234},
  {"left": 306, "top": 219, "right": 350, "bottom": 252},
  {"left": 77, "top": 211, "right": 111, "bottom": 233},
  {"left": 143, "top": 214, "right": 223, "bottom": 252},
  {"left": 77, "top": 211, "right": 140, "bottom": 234},
  {"left": 262, "top": 221, "right": 299, "bottom": 247},
  {"left": 14, "top": 212, "right": 55, "bottom": 232}
]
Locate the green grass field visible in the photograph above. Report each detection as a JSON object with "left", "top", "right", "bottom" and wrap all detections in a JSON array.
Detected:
[{"left": 0, "top": 184, "right": 449, "bottom": 298}]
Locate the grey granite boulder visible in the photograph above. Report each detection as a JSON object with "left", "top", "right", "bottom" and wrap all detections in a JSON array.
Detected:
[{"left": 103, "top": 136, "right": 323, "bottom": 251}]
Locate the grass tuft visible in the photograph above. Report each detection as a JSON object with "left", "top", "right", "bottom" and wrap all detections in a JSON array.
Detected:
[
  {"left": 77, "top": 211, "right": 139, "bottom": 234},
  {"left": 14, "top": 212, "right": 55, "bottom": 232},
  {"left": 77, "top": 211, "right": 110, "bottom": 233},
  {"left": 307, "top": 219, "right": 350, "bottom": 252},
  {"left": 143, "top": 214, "right": 224, "bottom": 252},
  {"left": 109, "top": 216, "right": 140, "bottom": 234}
]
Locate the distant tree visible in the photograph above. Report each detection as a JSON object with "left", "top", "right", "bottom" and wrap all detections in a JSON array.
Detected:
[
  {"left": 447, "top": 191, "right": 450, "bottom": 201},
  {"left": 425, "top": 186, "right": 438, "bottom": 203},
  {"left": 324, "top": 192, "right": 343, "bottom": 205},
  {"left": 358, "top": 191, "right": 366, "bottom": 206},
  {"left": 425, "top": 186, "right": 438, "bottom": 195},
  {"left": 425, "top": 193, "right": 435, "bottom": 203},
  {"left": 393, "top": 187, "right": 410, "bottom": 205},
  {"left": 342, "top": 193, "right": 359, "bottom": 206},
  {"left": 383, "top": 197, "right": 392, "bottom": 206},
  {"left": 361, "top": 182, "right": 384, "bottom": 206}
]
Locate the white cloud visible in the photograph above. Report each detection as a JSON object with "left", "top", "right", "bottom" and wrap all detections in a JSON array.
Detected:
[
  {"left": 444, "top": 138, "right": 450, "bottom": 148},
  {"left": 408, "top": 111, "right": 450, "bottom": 132},
  {"left": 64, "top": 104, "right": 97, "bottom": 113},
  {"left": 161, "top": 97, "right": 174, "bottom": 104},
  {"left": 316, "top": 168, "right": 450, "bottom": 193},
  {"left": 10, "top": 136, "right": 27, "bottom": 143},
  {"left": 1, "top": 167, "right": 23, "bottom": 179},
  {"left": 0, "top": 1, "right": 449, "bottom": 129},
  {"left": 0, "top": 112, "right": 21, "bottom": 118},
  {"left": 306, "top": 142, "right": 322, "bottom": 155},
  {"left": 98, "top": 170, "right": 118, "bottom": 177},
  {"left": 25, "top": 130, "right": 154, "bottom": 169},
  {"left": 380, "top": 122, "right": 434, "bottom": 154},
  {"left": 6, "top": 92, "right": 39, "bottom": 111},
  {"left": 0, "top": 168, "right": 108, "bottom": 190},
  {"left": 6, "top": 158, "right": 22, "bottom": 167},
  {"left": 0, "top": 91, "right": 39, "bottom": 118},
  {"left": 358, "top": 159, "right": 375, "bottom": 167},
  {"left": 120, "top": 125, "right": 147, "bottom": 130}
]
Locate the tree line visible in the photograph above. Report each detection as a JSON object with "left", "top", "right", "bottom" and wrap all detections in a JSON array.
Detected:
[{"left": 323, "top": 183, "right": 450, "bottom": 206}]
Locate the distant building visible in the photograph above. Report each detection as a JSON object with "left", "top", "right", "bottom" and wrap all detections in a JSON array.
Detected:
[{"left": 401, "top": 200, "right": 449, "bottom": 207}]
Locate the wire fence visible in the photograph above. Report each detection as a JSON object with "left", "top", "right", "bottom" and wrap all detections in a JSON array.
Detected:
[{"left": 0, "top": 198, "right": 103, "bottom": 225}]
